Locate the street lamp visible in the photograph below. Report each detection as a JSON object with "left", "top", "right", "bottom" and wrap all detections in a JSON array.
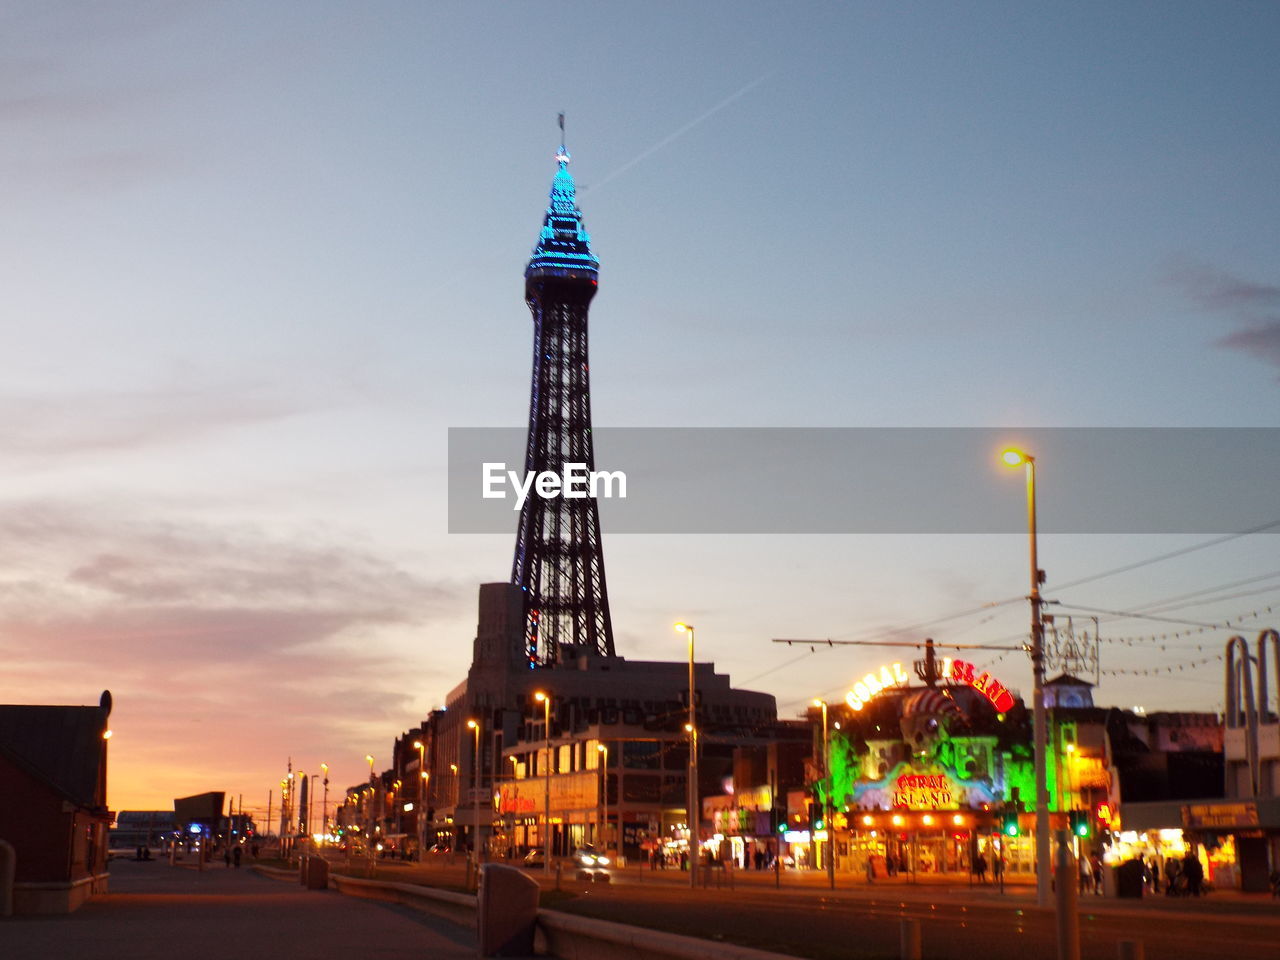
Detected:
[
  {"left": 675, "top": 622, "right": 698, "bottom": 889},
  {"left": 287, "top": 771, "right": 296, "bottom": 858},
  {"left": 597, "top": 742, "right": 609, "bottom": 855},
  {"left": 1000, "top": 447, "right": 1051, "bottom": 908},
  {"left": 467, "top": 719, "right": 482, "bottom": 865},
  {"left": 413, "top": 740, "right": 427, "bottom": 860},
  {"left": 535, "top": 691, "right": 553, "bottom": 874},
  {"left": 364, "top": 755, "right": 376, "bottom": 858},
  {"left": 320, "top": 763, "right": 329, "bottom": 845},
  {"left": 814, "top": 699, "right": 835, "bottom": 890},
  {"left": 279, "top": 778, "right": 288, "bottom": 847}
]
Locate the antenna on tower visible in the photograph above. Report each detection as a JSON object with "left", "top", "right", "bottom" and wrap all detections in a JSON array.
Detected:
[{"left": 556, "top": 112, "right": 570, "bottom": 165}]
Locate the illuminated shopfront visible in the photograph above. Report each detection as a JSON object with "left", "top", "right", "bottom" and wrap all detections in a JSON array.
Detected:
[{"left": 815, "top": 658, "right": 1048, "bottom": 877}]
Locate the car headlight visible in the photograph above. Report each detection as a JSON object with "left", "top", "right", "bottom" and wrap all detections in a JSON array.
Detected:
[{"left": 597, "top": 856, "right": 610, "bottom": 866}]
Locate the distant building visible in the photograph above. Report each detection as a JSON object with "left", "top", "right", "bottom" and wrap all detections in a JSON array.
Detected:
[
  {"left": 109, "top": 811, "right": 176, "bottom": 850},
  {"left": 0, "top": 691, "right": 113, "bottom": 915}
]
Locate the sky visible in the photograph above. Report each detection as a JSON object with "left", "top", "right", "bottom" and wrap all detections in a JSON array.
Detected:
[{"left": 2, "top": 1, "right": 1279, "bottom": 816}]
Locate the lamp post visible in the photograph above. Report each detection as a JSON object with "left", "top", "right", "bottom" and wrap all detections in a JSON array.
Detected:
[
  {"left": 814, "top": 699, "right": 835, "bottom": 890},
  {"left": 279, "top": 778, "right": 288, "bottom": 851},
  {"left": 507, "top": 755, "right": 519, "bottom": 857},
  {"left": 467, "top": 719, "right": 482, "bottom": 866},
  {"left": 597, "top": 742, "right": 609, "bottom": 855},
  {"left": 1001, "top": 448, "right": 1051, "bottom": 908},
  {"left": 675, "top": 622, "right": 698, "bottom": 889},
  {"left": 320, "top": 763, "right": 329, "bottom": 846},
  {"left": 365, "top": 755, "right": 375, "bottom": 857},
  {"left": 413, "top": 740, "right": 427, "bottom": 860},
  {"left": 535, "top": 692, "right": 552, "bottom": 874},
  {"left": 306, "top": 772, "right": 315, "bottom": 848}
]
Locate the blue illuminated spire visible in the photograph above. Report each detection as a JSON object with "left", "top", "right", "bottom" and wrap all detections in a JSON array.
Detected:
[{"left": 526, "top": 115, "right": 599, "bottom": 282}]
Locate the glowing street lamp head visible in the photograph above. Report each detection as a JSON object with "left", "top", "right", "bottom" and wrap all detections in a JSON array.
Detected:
[
  {"left": 534, "top": 691, "right": 547, "bottom": 703},
  {"left": 1001, "top": 448, "right": 1030, "bottom": 467},
  {"left": 413, "top": 740, "right": 423, "bottom": 750},
  {"left": 812, "top": 699, "right": 825, "bottom": 708},
  {"left": 365, "top": 755, "right": 374, "bottom": 764},
  {"left": 673, "top": 622, "right": 692, "bottom": 634},
  {"left": 597, "top": 743, "right": 606, "bottom": 753},
  {"left": 102, "top": 729, "right": 113, "bottom": 740},
  {"left": 321, "top": 762, "right": 328, "bottom": 772},
  {"left": 467, "top": 719, "right": 478, "bottom": 730}
]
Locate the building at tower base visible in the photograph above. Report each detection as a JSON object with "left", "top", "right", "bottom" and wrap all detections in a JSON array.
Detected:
[{"left": 409, "top": 582, "right": 780, "bottom": 863}]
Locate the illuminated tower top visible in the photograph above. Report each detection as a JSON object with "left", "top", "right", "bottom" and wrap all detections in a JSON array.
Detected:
[
  {"left": 512, "top": 117, "right": 615, "bottom": 665},
  {"left": 526, "top": 116, "right": 599, "bottom": 283}
]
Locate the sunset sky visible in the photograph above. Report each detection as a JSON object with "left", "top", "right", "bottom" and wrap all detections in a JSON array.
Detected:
[{"left": 2, "top": 2, "right": 1279, "bottom": 817}]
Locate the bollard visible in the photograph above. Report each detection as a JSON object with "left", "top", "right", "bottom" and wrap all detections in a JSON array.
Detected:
[
  {"left": 0, "top": 838, "right": 15, "bottom": 918},
  {"left": 1054, "top": 833, "right": 1081, "bottom": 960},
  {"left": 478, "top": 864, "right": 540, "bottom": 957},
  {"left": 1118, "top": 942, "right": 1144, "bottom": 960},
  {"left": 306, "top": 856, "right": 329, "bottom": 890},
  {"left": 899, "top": 918, "right": 921, "bottom": 960}
]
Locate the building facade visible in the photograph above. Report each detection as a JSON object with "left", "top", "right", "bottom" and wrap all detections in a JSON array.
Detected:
[{"left": 0, "top": 691, "right": 113, "bottom": 915}]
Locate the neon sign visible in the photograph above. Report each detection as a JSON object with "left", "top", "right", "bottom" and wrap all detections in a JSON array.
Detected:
[
  {"left": 944, "top": 658, "right": 1015, "bottom": 712},
  {"left": 845, "top": 662, "right": 911, "bottom": 710},
  {"left": 892, "top": 771, "right": 960, "bottom": 810}
]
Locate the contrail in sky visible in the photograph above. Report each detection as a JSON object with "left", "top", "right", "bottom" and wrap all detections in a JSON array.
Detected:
[{"left": 583, "top": 71, "right": 776, "bottom": 194}]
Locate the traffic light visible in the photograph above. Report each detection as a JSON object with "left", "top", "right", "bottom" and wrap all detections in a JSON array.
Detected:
[
  {"left": 1001, "top": 811, "right": 1020, "bottom": 837},
  {"left": 1069, "top": 810, "right": 1090, "bottom": 838}
]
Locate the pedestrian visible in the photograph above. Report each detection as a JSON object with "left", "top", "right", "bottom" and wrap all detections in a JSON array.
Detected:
[
  {"left": 233, "top": 846, "right": 242, "bottom": 868},
  {"left": 1148, "top": 856, "right": 1160, "bottom": 893},
  {"left": 975, "top": 852, "right": 988, "bottom": 884},
  {"left": 1182, "top": 849, "right": 1204, "bottom": 897},
  {"left": 1164, "top": 857, "right": 1181, "bottom": 895},
  {"left": 223, "top": 847, "right": 231, "bottom": 868},
  {"left": 1090, "top": 853, "right": 1103, "bottom": 895},
  {"left": 1078, "top": 850, "right": 1093, "bottom": 894}
]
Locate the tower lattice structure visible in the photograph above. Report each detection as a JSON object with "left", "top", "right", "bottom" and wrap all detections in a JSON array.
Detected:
[{"left": 511, "top": 137, "right": 616, "bottom": 666}]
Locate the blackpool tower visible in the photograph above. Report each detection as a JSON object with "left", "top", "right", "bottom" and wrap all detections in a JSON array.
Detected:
[{"left": 511, "top": 122, "right": 616, "bottom": 666}]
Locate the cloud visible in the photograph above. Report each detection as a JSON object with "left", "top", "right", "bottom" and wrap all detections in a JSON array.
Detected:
[
  {"left": 0, "top": 380, "right": 323, "bottom": 467},
  {"left": 0, "top": 499, "right": 473, "bottom": 806},
  {"left": 1168, "top": 262, "right": 1280, "bottom": 378},
  {"left": 1217, "top": 322, "right": 1280, "bottom": 372}
]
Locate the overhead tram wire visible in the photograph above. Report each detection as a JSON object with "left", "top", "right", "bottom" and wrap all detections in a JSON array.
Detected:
[
  {"left": 819, "top": 518, "right": 1280, "bottom": 646},
  {"left": 772, "top": 637, "right": 1026, "bottom": 651},
  {"left": 1048, "top": 517, "right": 1280, "bottom": 593},
  {"left": 1129, "top": 568, "right": 1280, "bottom": 612},
  {"left": 789, "top": 518, "right": 1280, "bottom": 658},
  {"left": 1045, "top": 602, "right": 1221, "bottom": 630},
  {"left": 737, "top": 648, "right": 818, "bottom": 687}
]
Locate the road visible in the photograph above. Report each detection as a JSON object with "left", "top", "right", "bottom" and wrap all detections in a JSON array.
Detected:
[{"left": 336, "top": 855, "right": 1280, "bottom": 960}]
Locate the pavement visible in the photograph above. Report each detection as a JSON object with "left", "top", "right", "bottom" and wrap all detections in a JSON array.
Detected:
[{"left": 0, "top": 858, "right": 478, "bottom": 960}]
